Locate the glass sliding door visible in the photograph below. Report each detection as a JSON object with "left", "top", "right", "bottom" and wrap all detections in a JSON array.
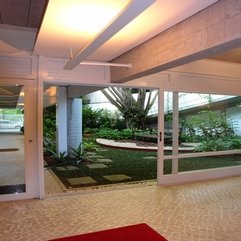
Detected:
[{"left": 161, "top": 91, "right": 241, "bottom": 178}]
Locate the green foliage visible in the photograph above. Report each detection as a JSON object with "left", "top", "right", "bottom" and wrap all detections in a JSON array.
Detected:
[
  {"left": 83, "top": 142, "right": 98, "bottom": 152},
  {"left": 71, "top": 141, "right": 98, "bottom": 159},
  {"left": 83, "top": 106, "right": 125, "bottom": 130},
  {"left": 229, "top": 137, "right": 241, "bottom": 149},
  {"left": 195, "top": 137, "right": 241, "bottom": 152},
  {"left": 0, "top": 109, "right": 22, "bottom": 114},
  {"left": 182, "top": 110, "right": 235, "bottom": 142},
  {"left": 194, "top": 139, "right": 232, "bottom": 152},
  {"left": 43, "top": 105, "right": 56, "bottom": 151},
  {"left": 96, "top": 128, "right": 133, "bottom": 140},
  {"left": 71, "top": 143, "right": 83, "bottom": 159}
]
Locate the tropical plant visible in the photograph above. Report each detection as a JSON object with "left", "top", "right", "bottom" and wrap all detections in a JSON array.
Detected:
[
  {"left": 101, "top": 87, "right": 158, "bottom": 132},
  {"left": 71, "top": 143, "right": 83, "bottom": 159},
  {"left": 96, "top": 128, "right": 133, "bottom": 140},
  {"left": 83, "top": 106, "right": 125, "bottom": 130},
  {"left": 83, "top": 142, "right": 98, "bottom": 153}
]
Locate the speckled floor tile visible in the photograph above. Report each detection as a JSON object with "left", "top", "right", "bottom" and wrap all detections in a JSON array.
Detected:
[{"left": 1, "top": 176, "right": 241, "bottom": 241}]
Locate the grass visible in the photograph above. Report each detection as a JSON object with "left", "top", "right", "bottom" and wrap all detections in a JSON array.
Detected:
[
  {"left": 51, "top": 140, "right": 241, "bottom": 189},
  {"left": 52, "top": 146, "right": 157, "bottom": 189}
]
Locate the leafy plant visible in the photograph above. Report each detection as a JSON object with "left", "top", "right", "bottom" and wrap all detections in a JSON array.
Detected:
[
  {"left": 182, "top": 110, "right": 235, "bottom": 142},
  {"left": 96, "top": 128, "right": 133, "bottom": 140},
  {"left": 83, "top": 142, "right": 98, "bottom": 152},
  {"left": 71, "top": 143, "right": 83, "bottom": 159}
]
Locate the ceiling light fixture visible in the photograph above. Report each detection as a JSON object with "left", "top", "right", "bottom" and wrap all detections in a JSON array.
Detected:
[{"left": 64, "top": 0, "right": 156, "bottom": 70}]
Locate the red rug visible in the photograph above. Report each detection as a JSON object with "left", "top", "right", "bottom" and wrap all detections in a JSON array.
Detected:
[{"left": 49, "top": 223, "right": 168, "bottom": 241}]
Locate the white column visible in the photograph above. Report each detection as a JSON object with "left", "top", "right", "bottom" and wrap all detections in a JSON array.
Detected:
[
  {"left": 67, "top": 98, "right": 82, "bottom": 154},
  {"left": 56, "top": 87, "right": 68, "bottom": 156}
]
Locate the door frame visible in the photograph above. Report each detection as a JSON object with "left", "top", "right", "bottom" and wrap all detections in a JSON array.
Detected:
[{"left": 0, "top": 78, "right": 36, "bottom": 201}]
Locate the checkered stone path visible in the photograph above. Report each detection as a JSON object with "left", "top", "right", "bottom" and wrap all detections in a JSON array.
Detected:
[
  {"left": 67, "top": 176, "right": 97, "bottom": 185},
  {"left": 56, "top": 166, "right": 79, "bottom": 171},
  {"left": 103, "top": 174, "right": 132, "bottom": 182},
  {"left": 87, "top": 163, "right": 108, "bottom": 169},
  {"left": 96, "top": 158, "right": 113, "bottom": 163}
]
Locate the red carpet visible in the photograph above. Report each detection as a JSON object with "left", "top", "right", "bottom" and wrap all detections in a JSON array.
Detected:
[{"left": 49, "top": 223, "right": 168, "bottom": 241}]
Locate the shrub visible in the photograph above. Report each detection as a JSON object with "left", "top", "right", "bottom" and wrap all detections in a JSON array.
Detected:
[
  {"left": 96, "top": 128, "right": 132, "bottom": 140},
  {"left": 194, "top": 136, "right": 241, "bottom": 152},
  {"left": 83, "top": 106, "right": 125, "bottom": 130}
]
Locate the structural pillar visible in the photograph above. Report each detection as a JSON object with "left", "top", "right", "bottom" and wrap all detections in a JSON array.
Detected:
[
  {"left": 56, "top": 87, "right": 68, "bottom": 156},
  {"left": 67, "top": 98, "right": 82, "bottom": 155}
]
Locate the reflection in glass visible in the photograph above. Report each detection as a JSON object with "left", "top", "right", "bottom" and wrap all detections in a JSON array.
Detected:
[{"left": 0, "top": 85, "right": 25, "bottom": 194}]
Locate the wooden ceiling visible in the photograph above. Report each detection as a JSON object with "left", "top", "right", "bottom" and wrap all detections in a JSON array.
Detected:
[{"left": 0, "top": 0, "right": 48, "bottom": 29}]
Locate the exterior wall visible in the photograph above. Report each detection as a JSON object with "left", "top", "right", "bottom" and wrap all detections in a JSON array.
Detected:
[{"left": 227, "top": 106, "right": 241, "bottom": 135}]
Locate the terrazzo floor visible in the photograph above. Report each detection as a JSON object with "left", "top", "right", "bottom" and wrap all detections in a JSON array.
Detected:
[{"left": 1, "top": 176, "right": 241, "bottom": 241}]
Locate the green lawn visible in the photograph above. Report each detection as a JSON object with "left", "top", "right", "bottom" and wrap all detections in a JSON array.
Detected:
[{"left": 51, "top": 143, "right": 241, "bottom": 189}]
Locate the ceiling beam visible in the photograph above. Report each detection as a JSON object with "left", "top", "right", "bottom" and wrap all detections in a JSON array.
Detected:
[
  {"left": 110, "top": 0, "right": 241, "bottom": 83},
  {"left": 64, "top": 0, "right": 156, "bottom": 70}
]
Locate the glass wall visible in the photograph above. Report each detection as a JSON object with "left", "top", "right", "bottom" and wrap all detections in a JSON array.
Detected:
[{"left": 163, "top": 91, "right": 241, "bottom": 175}]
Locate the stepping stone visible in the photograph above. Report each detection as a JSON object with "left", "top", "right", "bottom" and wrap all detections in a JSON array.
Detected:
[
  {"left": 96, "top": 158, "right": 113, "bottom": 163},
  {"left": 67, "top": 176, "right": 97, "bottom": 185},
  {"left": 93, "top": 155, "right": 105, "bottom": 158},
  {"left": 85, "top": 152, "right": 96, "bottom": 155},
  {"left": 142, "top": 156, "right": 157, "bottom": 160},
  {"left": 87, "top": 163, "right": 108, "bottom": 169},
  {"left": 66, "top": 165, "right": 79, "bottom": 170},
  {"left": 103, "top": 174, "right": 132, "bottom": 182},
  {"left": 56, "top": 166, "right": 79, "bottom": 171},
  {"left": 56, "top": 166, "right": 68, "bottom": 171}
]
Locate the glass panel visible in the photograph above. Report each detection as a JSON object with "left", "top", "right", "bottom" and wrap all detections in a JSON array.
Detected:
[
  {"left": 164, "top": 159, "right": 172, "bottom": 175},
  {"left": 178, "top": 154, "right": 241, "bottom": 172},
  {"left": 0, "top": 85, "right": 25, "bottom": 194},
  {"left": 164, "top": 91, "right": 241, "bottom": 175},
  {"left": 179, "top": 93, "right": 241, "bottom": 154}
]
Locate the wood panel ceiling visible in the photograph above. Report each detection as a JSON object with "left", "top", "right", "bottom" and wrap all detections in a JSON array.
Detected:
[{"left": 0, "top": 0, "right": 48, "bottom": 29}]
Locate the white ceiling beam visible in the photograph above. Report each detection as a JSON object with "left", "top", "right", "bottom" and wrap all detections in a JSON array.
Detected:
[
  {"left": 64, "top": 0, "right": 156, "bottom": 70},
  {"left": 79, "top": 60, "right": 132, "bottom": 68}
]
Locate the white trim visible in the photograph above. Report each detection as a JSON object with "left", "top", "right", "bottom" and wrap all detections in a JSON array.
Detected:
[
  {"left": 159, "top": 166, "right": 241, "bottom": 185},
  {"left": 164, "top": 149, "right": 241, "bottom": 160}
]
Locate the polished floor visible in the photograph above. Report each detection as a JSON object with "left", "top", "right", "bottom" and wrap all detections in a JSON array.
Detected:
[{"left": 1, "top": 176, "right": 241, "bottom": 241}]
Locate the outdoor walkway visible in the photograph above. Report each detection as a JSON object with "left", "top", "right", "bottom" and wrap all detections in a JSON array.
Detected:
[{"left": 96, "top": 138, "right": 196, "bottom": 151}]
